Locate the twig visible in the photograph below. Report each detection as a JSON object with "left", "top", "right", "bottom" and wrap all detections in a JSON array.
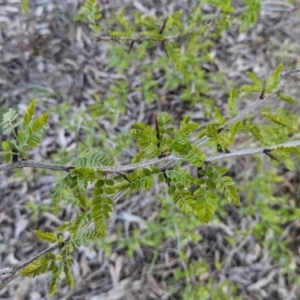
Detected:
[
  {"left": 1, "top": 140, "right": 300, "bottom": 173},
  {"left": 0, "top": 244, "right": 59, "bottom": 291},
  {"left": 0, "top": 155, "right": 179, "bottom": 173},
  {"left": 206, "top": 140, "right": 300, "bottom": 162},
  {"left": 96, "top": 30, "right": 196, "bottom": 43}
]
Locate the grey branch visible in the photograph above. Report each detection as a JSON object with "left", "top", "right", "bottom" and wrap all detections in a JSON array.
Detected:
[
  {"left": 206, "top": 140, "right": 300, "bottom": 162},
  {"left": 0, "top": 244, "right": 59, "bottom": 291},
  {"left": 96, "top": 31, "right": 195, "bottom": 43},
  {"left": 1, "top": 140, "right": 300, "bottom": 174},
  {"left": 0, "top": 155, "right": 179, "bottom": 173}
]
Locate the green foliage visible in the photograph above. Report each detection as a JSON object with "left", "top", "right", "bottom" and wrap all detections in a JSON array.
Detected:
[
  {"left": 21, "top": 256, "right": 49, "bottom": 277},
  {"left": 249, "top": 124, "right": 264, "bottom": 142},
  {"left": 276, "top": 92, "right": 295, "bottom": 103},
  {"left": 76, "top": 149, "right": 113, "bottom": 168},
  {"left": 184, "top": 144, "right": 206, "bottom": 167},
  {"left": 241, "top": 65, "right": 283, "bottom": 95},
  {"left": 91, "top": 194, "right": 114, "bottom": 236},
  {"left": 1, "top": 108, "right": 21, "bottom": 135},
  {"left": 71, "top": 229, "right": 103, "bottom": 247},
  {"left": 228, "top": 88, "right": 238, "bottom": 117},
  {"left": 262, "top": 111, "right": 298, "bottom": 133},
  {"left": 241, "top": 72, "right": 264, "bottom": 93},
  {"left": 115, "top": 168, "right": 156, "bottom": 192},
  {"left": 48, "top": 265, "right": 62, "bottom": 296},
  {"left": 193, "top": 188, "right": 217, "bottom": 223},
  {"left": 239, "top": 0, "right": 261, "bottom": 32},
  {"left": 239, "top": 165, "right": 300, "bottom": 266},
  {"left": 34, "top": 230, "right": 57, "bottom": 243},
  {"left": 265, "top": 64, "right": 283, "bottom": 93},
  {"left": 74, "top": 0, "right": 102, "bottom": 31},
  {"left": 20, "top": 0, "right": 30, "bottom": 13},
  {"left": 63, "top": 260, "right": 74, "bottom": 289},
  {"left": 0, "top": 99, "right": 48, "bottom": 161}
]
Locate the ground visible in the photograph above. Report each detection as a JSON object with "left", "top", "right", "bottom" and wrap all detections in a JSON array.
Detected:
[{"left": 1, "top": 1, "right": 300, "bottom": 299}]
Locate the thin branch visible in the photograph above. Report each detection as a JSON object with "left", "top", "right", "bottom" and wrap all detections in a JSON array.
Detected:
[
  {"left": 0, "top": 243, "right": 59, "bottom": 291},
  {"left": 1, "top": 140, "right": 300, "bottom": 173},
  {"left": 206, "top": 140, "right": 300, "bottom": 162},
  {"left": 0, "top": 155, "right": 180, "bottom": 174},
  {"left": 96, "top": 30, "right": 197, "bottom": 43},
  {"left": 0, "top": 161, "right": 71, "bottom": 172}
]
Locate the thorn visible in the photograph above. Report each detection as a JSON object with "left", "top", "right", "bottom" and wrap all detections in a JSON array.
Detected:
[
  {"left": 155, "top": 114, "right": 161, "bottom": 150},
  {"left": 11, "top": 148, "right": 19, "bottom": 163},
  {"left": 128, "top": 40, "right": 135, "bottom": 54},
  {"left": 158, "top": 152, "right": 171, "bottom": 158},
  {"left": 162, "top": 170, "right": 170, "bottom": 187},
  {"left": 197, "top": 167, "right": 203, "bottom": 179},
  {"left": 11, "top": 128, "right": 19, "bottom": 162},
  {"left": 159, "top": 17, "right": 168, "bottom": 34},
  {"left": 65, "top": 166, "right": 75, "bottom": 172},
  {"left": 112, "top": 37, "right": 121, "bottom": 44},
  {"left": 259, "top": 87, "right": 266, "bottom": 100},
  {"left": 117, "top": 172, "right": 130, "bottom": 182},
  {"left": 263, "top": 149, "right": 281, "bottom": 163},
  {"left": 217, "top": 144, "right": 230, "bottom": 153}
]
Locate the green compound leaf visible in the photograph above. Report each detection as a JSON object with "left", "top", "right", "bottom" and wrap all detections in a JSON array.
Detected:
[
  {"left": 76, "top": 149, "right": 113, "bottom": 168},
  {"left": 116, "top": 168, "right": 155, "bottom": 192},
  {"left": 34, "top": 230, "right": 57, "bottom": 243},
  {"left": 74, "top": 0, "right": 101, "bottom": 26},
  {"left": 71, "top": 229, "right": 103, "bottom": 247},
  {"left": 22, "top": 99, "right": 36, "bottom": 129},
  {"left": 184, "top": 144, "right": 206, "bottom": 167},
  {"left": 276, "top": 92, "right": 295, "bottom": 103},
  {"left": 157, "top": 111, "right": 172, "bottom": 126},
  {"left": 1, "top": 141, "right": 10, "bottom": 152},
  {"left": 91, "top": 195, "right": 113, "bottom": 236},
  {"left": 20, "top": 256, "right": 49, "bottom": 277},
  {"left": 57, "top": 211, "right": 91, "bottom": 234},
  {"left": 239, "top": 0, "right": 261, "bottom": 32},
  {"left": 265, "top": 64, "right": 283, "bottom": 93},
  {"left": 4, "top": 153, "right": 11, "bottom": 163},
  {"left": 240, "top": 72, "right": 263, "bottom": 93},
  {"left": 172, "top": 189, "right": 196, "bottom": 214},
  {"left": 249, "top": 124, "right": 264, "bottom": 142},
  {"left": 167, "top": 167, "right": 195, "bottom": 188},
  {"left": 216, "top": 176, "right": 240, "bottom": 205},
  {"left": 48, "top": 267, "right": 61, "bottom": 296},
  {"left": 21, "top": 0, "right": 30, "bottom": 13},
  {"left": 272, "top": 146, "right": 298, "bottom": 157},
  {"left": 262, "top": 111, "right": 297, "bottom": 132},
  {"left": 1, "top": 108, "right": 20, "bottom": 134},
  {"left": 63, "top": 262, "right": 74, "bottom": 289},
  {"left": 228, "top": 87, "right": 238, "bottom": 117},
  {"left": 214, "top": 106, "right": 225, "bottom": 124},
  {"left": 130, "top": 123, "right": 157, "bottom": 148},
  {"left": 193, "top": 188, "right": 217, "bottom": 223}
]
